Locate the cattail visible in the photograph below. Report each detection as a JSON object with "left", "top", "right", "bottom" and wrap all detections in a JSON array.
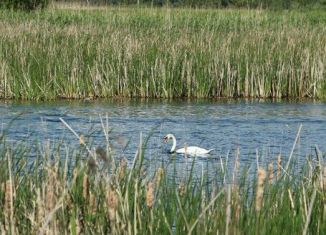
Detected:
[
  {"left": 178, "top": 182, "right": 186, "bottom": 197},
  {"left": 146, "top": 182, "right": 154, "bottom": 209},
  {"left": 155, "top": 167, "right": 164, "bottom": 188},
  {"left": 107, "top": 189, "right": 119, "bottom": 209},
  {"left": 82, "top": 174, "right": 89, "bottom": 202},
  {"left": 4, "top": 180, "right": 12, "bottom": 230},
  {"left": 106, "top": 189, "right": 119, "bottom": 221},
  {"left": 46, "top": 168, "right": 56, "bottom": 212},
  {"left": 4, "top": 181, "right": 12, "bottom": 212},
  {"left": 268, "top": 163, "right": 274, "bottom": 184},
  {"left": 118, "top": 158, "right": 127, "bottom": 180},
  {"left": 255, "top": 168, "right": 266, "bottom": 212},
  {"left": 277, "top": 155, "right": 282, "bottom": 180},
  {"left": 79, "top": 135, "right": 85, "bottom": 145},
  {"left": 36, "top": 188, "right": 44, "bottom": 226}
]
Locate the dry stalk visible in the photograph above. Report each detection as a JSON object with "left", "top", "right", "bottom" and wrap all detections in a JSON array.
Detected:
[
  {"left": 5, "top": 151, "right": 15, "bottom": 235},
  {"left": 233, "top": 184, "right": 241, "bottom": 224},
  {"left": 36, "top": 187, "right": 45, "bottom": 231},
  {"left": 285, "top": 124, "right": 302, "bottom": 173},
  {"left": 323, "top": 166, "right": 326, "bottom": 191},
  {"left": 225, "top": 185, "right": 231, "bottom": 235},
  {"left": 303, "top": 188, "right": 317, "bottom": 235},
  {"left": 288, "top": 189, "right": 295, "bottom": 210},
  {"left": 4, "top": 180, "right": 13, "bottom": 232}
]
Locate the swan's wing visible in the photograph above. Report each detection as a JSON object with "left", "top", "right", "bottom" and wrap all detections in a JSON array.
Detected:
[
  {"left": 176, "top": 148, "right": 186, "bottom": 154},
  {"left": 176, "top": 146, "right": 213, "bottom": 156},
  {"left": 176, "top": 147, "right": 199, "bottom": 154}
]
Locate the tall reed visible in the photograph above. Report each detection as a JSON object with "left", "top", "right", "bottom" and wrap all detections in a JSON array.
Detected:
[
  {"left": 0, "top": 6, "right": 325, "bottom": 100},
  {"left": 0, "top": 130, "right": 325, "bottom": 234}
]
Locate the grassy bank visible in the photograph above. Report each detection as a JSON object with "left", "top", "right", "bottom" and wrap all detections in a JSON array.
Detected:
[
  {"left": 0, "top": 127, "right": 325, "bottom": 234},
  {"left": 0, "top": 5, "right": 325, "bottom": 100}
]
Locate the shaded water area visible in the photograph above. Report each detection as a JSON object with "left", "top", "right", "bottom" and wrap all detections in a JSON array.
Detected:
[{"left": 1, "top": 99, "right": 325, "bottom": 182}]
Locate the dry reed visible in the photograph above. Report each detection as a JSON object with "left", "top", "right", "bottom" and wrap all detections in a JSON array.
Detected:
[
  {"left": 255, "top": 168, "right": 266, "bottom": 212},
  {"left": 277, "top": 155, "right": 282, "bottom": 180},
  {"left": 146, "top": 182, "right": 154, "bottom": 209},
  {"left": 268, "top": 163, "right": 274, "bottom": 184}
]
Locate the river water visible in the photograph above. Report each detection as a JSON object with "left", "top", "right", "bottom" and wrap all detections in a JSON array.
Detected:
[{"left": 1, "top": 99, "right": 325, "bottom": 182}]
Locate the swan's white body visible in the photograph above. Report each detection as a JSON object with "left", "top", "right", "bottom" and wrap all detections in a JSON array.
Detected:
[{"left": 163, "top": 134, "right": 214, "bottom": 157}]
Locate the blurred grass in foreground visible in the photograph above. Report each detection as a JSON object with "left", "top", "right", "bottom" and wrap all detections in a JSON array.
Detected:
[{"left": 0, "top": 120, "right": 325, "bottom": 234}]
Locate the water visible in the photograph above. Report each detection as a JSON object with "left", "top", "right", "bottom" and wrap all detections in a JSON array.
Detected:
[{"left": 0, "top": 99, "right": 325, "bottom": 182}]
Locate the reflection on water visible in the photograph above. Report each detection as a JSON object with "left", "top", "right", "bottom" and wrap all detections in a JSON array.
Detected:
[{"left": 0, "top": 99, "right": 325, "bottom": 181}]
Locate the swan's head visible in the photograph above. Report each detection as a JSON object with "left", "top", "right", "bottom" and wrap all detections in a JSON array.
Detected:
[{"left": 163, "top": 134, "right": 174, "bottom": 143}]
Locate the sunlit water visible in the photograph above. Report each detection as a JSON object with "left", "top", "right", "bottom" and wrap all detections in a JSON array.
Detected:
[{"left": 1, "top": 99, "right": 325, "bottom": 183}]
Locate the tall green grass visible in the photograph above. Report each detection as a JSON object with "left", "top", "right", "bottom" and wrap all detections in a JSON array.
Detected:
[
  {"left": 0, "top": 6, "right": 325, "bottom": 100},
  {"left": 0, "top": 121, "right": 325, "bottom": 234}
]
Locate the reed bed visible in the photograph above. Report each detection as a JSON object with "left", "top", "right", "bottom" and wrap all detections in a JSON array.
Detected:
[
  {"left": 0, "top": 6, "right": 325, "bottom": 100},
  {"left": 0, "top": 126, "right": 325, "bottom": 234}
]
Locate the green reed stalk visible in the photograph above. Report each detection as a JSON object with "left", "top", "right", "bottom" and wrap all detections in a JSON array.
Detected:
[{"left": 0, "top": 6, "right": 325, "bottom": 100}]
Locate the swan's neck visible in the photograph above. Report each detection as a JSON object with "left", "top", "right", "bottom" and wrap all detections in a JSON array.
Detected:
[{"left": 170, "top": 135, "right": 177, "bottom": 153}]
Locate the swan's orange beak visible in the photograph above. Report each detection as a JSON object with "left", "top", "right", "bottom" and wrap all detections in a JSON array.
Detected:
[{"left": 163, "top": 136, "right": 168, "bottom": 143}]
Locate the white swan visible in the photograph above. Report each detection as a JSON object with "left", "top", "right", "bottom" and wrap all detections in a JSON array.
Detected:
[{"left": 163, "top": 134, "right": 214, "bottom": 156}]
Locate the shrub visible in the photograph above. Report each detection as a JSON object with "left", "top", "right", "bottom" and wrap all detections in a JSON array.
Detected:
[{"left": 0, "top": 0, "right": 50, "bottom": 11}]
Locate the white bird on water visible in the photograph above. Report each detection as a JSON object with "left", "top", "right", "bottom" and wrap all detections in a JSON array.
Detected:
[{"left": 163, "top": 134, "right": 214, "bottom": 156}]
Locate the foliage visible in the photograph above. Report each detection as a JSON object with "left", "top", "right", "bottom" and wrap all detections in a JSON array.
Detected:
[
  {"left": 0, "top": 0, "right": 50, "bottom": 10},
  {"left": 56, "top": 0, "right": 326, "bottom": 9},
  {"left": 0, "top": 129, "right": 325, "bottom": 234}
]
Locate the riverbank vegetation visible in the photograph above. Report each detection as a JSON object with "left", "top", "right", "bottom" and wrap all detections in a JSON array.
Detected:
[
  {"left": 0, "top": 4, "right": 325, "bottom": 100},
  {"left": 0, "top": 125, "right": 325, "bottom": 234},
  {"left": 2, "top": 0, "right": 326, "bottom": 10},
  {"left": 54, "top": 0, "right": 326, "bottom": 9}
]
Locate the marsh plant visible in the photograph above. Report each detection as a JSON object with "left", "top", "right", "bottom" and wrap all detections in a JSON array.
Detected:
[
  {"left": 0, "top": 0, "right": 50, "bottom": 11},
  {"left": 0, "top": 6, "right": 325, "bottom": 100},
  {"left": 0, "top": 122, "right": 325, "bottom": 234}
]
